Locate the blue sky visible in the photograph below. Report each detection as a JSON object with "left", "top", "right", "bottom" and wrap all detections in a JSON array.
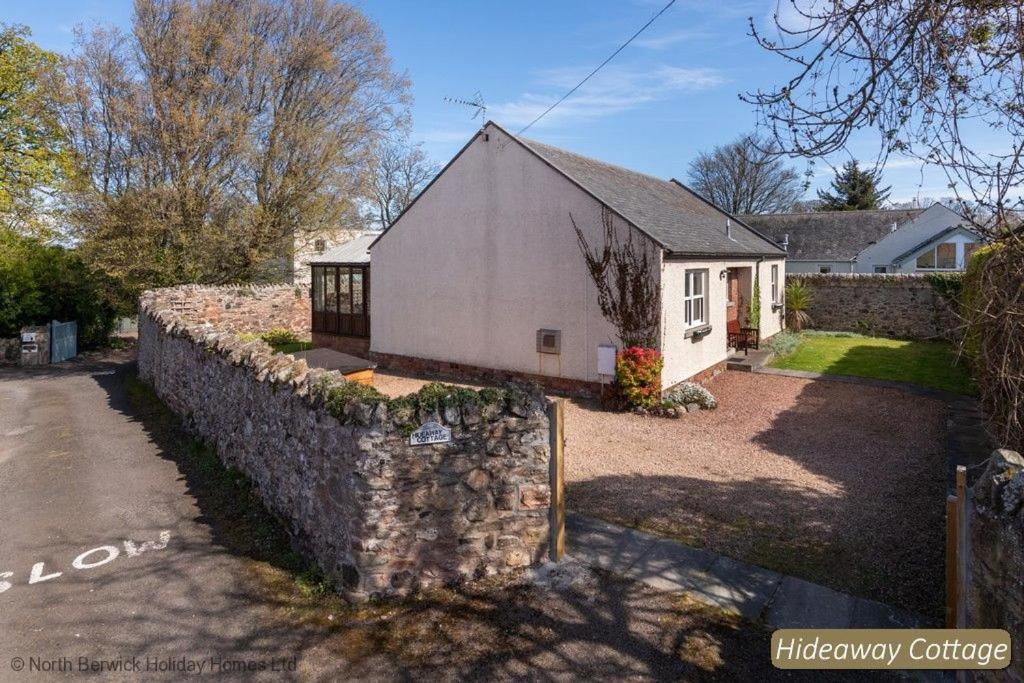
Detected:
[{"left": 7, "top": 0, "right": 960, "bottom": 203}]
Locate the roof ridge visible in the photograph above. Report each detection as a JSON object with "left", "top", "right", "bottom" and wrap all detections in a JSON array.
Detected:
[{"left": 740, "top": 208, "right": 926, "bottom": 218}]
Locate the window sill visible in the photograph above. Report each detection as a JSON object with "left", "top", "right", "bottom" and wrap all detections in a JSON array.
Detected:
[{"left": 684, "top": 324, "right": 712, "bottom": 340}]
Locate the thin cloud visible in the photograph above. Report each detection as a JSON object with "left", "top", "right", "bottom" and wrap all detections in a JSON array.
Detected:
[
  {"left": 634, "top": 28, "right": 716, "bottom": 49},
  {"left": 882, "top": 157, "right": 924, "bottom": 170},
  {"left": 491, "top": 64, "right": 726, "bottom": 129}
]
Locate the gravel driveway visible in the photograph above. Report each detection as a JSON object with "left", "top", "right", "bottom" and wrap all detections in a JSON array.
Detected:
[
  {"left": 374, "top": 369, "right": 947, "bottom": 620},
  {"left": 565, "top": 371, "right": 947, "bottom": 620}
]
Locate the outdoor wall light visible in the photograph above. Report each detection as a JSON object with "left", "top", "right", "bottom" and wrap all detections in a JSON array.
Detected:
[{"left": 719, "top": 269, "right": 728, "bottom": 280}]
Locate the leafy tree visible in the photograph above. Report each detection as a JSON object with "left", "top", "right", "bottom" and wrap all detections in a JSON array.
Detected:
[
  {"left": 366, "top": 134, "right": 439, "bottom": 230},
  {"left": 0, "top": 228, "right": 117, "bottom": 347},
  {"left": 60, "top": 0, "right": 408, "bottom": 303},
  {"left": 0, "top": 24, "right": 67, "bottom": 233},
  {"left": 816, "top": 161, "right": 891, "bottom": 211},
  {"left": 686, "top": 134, "right": 805, "bottom": 214}
]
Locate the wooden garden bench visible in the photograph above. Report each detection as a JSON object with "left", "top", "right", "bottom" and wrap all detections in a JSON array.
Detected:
[{"left": 727, "top": 319, "right": 760, "bottom": 355}]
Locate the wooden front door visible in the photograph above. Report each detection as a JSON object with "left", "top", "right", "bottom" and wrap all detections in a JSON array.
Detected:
[{"left": 726, "top": 269, "right": 740, "bottom": 324}]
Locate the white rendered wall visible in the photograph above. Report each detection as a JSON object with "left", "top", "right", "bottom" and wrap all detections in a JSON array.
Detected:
[{"left": 660, "top": 257, "right": 785, "bottom": 389}]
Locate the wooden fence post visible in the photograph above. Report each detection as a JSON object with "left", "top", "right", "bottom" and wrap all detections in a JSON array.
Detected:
[
  {"left": 946, "top": 464, "right": 970, "bottom": 629},
  {"left": 945, "top": 492, "right": 959, "bottom": 628},
  {"left": 548, "top": 399, "right": 565, "bottom": 562},
  {"left": 956, "top": 465, "right": 969, "bottom": 630}
]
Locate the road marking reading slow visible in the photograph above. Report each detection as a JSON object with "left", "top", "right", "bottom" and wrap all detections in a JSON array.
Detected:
[{"left": 0, "top": 531, "right": 171, "bottom": 594}]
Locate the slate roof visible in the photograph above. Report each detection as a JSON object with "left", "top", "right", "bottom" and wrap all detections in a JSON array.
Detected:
[
  {"left": 737, "top": 209, "right": 924, "bottom": 261},
  {"left": 309, "top": 232, "right": 376, "bottom": 264},
  {"left": 516, "top": 133, "right": 785, "bottom": 258}
]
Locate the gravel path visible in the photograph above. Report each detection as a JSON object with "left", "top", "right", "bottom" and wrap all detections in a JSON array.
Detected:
[
  {"left": 565, "top": 371, "right": 947, "bottom": 620},
  {"left": 373, "top": 369, "right": 947, "bottom": 619}
]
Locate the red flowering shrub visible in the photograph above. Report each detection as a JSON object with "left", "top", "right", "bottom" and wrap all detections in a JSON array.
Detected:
[{"left": 614, "top": 346, "right": 663, "bottom": 409}]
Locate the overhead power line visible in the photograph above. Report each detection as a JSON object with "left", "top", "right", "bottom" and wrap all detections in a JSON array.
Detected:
[{"left": 514, "top": 0, "right": 678, "bottom": 137}]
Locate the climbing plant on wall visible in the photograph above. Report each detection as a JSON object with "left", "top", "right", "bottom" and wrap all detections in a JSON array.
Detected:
[
  {"left": 748, "top": 269, "right": 761, "bottom": 329},
  {"left": 571, "top": 206, "right": 661, "bottom": 348}
]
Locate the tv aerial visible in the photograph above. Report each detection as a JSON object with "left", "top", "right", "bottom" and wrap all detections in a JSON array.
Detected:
[{"left": 444, "top": 91, "right": 486, "bottom": 122}]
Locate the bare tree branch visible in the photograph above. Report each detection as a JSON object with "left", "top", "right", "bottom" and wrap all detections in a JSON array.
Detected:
[
  {"left": 744, "top": 0, "right": 1024, "bottom": 235},
  {"left": 366, "top": 133, "right": 438, "bottom": 230},
  {"left": 686, "top": 133, "right": 806, "bottom": 214}
]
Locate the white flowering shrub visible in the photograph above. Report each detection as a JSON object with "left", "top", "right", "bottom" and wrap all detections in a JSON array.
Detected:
[{"left": 665, "top": 382, "right": 717, "bottom": 410}]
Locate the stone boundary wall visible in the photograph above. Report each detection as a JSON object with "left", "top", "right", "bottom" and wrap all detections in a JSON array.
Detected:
[
  {"left": 970, "top": 449, "right": 1024, "bottom": 682},
  {"left": 788, "top": 273, "right": 960, "bottom": 340},
  {"left": 138, "top": 284, "right": 551, "bottom": 601},
  {"left": 151, "top": 283, "right": 311, "bottom": 336}
]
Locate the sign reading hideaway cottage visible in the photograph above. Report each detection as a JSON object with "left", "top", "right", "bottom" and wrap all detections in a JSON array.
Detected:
[{"left": 409, "top": 421, "right": 452, "bottom": 446}]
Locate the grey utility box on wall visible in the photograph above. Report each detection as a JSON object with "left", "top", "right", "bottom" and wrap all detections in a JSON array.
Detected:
[{"left": 536, "top": 329, "right": 561, "bottom": 354}]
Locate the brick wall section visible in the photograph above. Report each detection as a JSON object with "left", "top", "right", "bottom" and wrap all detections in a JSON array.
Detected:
[
  {"left": 969, "top": 450, "right": 1024, "bottom": 682},
  {"left": 370, "top": 350, "right": 603, "bottom": 397},
  {"left": 789, "top": 273, "right": 960, "bottom": 340},
  {"left": 312, "top": 331, "right": 370, "bottom": 358},
  {"left": 138, "top": 285, "right": 551, "bottom": 601},
  {"left": 681, "top": 359, "right": 727, "bottom": 387},
  {"left": 152, "top": 283, "right": 311, "bottom": 336}
]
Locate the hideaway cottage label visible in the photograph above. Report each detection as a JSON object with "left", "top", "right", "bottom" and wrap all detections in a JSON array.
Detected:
[{"left": 409, "top": 421, "right": 452, "bottom": 446}]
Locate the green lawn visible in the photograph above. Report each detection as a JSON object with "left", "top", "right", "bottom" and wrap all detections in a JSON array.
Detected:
[
  {"left": 769, "top": 333, "right": 976, "bottom": 395},
  {"left": 270, "top": 341, "right": 312, "bottom": 354}
]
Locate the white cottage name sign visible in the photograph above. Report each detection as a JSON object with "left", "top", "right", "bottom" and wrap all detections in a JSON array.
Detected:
[{"left": 410, "top": 421, "right": 452, "bottom": 446}]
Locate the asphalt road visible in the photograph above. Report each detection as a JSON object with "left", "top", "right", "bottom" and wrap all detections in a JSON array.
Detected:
[{"left": 0, "top": 358, "right": 356, "bottom": 681}]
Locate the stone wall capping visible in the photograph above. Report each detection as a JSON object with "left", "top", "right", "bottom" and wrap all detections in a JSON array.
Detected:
[{"left": 138, "top": 284, "right": 551, "bottom": 601}]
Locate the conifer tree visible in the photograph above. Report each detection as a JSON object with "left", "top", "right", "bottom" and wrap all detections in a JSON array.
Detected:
[{"left": 817, "top": 161, "right": 891, "bottom": 211}]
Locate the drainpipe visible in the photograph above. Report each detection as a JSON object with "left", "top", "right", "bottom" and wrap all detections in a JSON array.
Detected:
[{"left": 756, "top": 257, "right": 764, "bottom": 330}]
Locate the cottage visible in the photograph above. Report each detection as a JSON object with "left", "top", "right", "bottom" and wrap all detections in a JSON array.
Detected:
[
  {"left": 741, "top": 203, "right": 982, "bottom": 274},
  {"left": 319, "top": 122, "right": 783, "bottom": 395}
]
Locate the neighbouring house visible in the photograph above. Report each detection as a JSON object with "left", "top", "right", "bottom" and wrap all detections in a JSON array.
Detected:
[
  {"left": 855, "top": 203, "right": 984, "bottom": 273},
  {"left": 292, "top": 226, "right": 367, "bottom": 286},
  {"left": 323, "top": 121, "right": 784, "bottom": 394},
  {"left": 741, "top": 203, "right": 983, "bottom": 274}
]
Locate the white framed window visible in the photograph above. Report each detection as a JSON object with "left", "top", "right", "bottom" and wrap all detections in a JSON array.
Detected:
[
  {"left": 683, "top": 269, "right": 707, "bottom": 326},
  {"left": 770, "top": 264, "right": 779, "bottom": 303},
  {"left": 916, "top": 242, "right": 957, "bottom": 270},
  {"left": 818, "top": 265, "right": 832, "bottom": 273}
]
